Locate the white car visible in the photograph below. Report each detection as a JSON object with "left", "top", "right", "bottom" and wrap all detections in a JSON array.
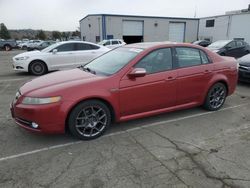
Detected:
[
  {"left": 19, "top": 40, "right": 43, "bottom": 49},
  {"left": 13, "top": 41, "right": 110, "bottom": 75},
  {"left": 98, "top": 39, "right": 126, "bottom": 49}
]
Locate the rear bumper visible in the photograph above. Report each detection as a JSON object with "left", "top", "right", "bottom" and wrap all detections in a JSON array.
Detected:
[{"left": 238, "top": 69, "right": 250, "bottom": 83}]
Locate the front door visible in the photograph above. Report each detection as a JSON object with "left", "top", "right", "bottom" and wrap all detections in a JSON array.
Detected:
[
  {"left": 47, "top": 43, "right": 76, "bottom": 70},
  {"left": 119, "top": 48, "right": 177, "bottom": 116}
]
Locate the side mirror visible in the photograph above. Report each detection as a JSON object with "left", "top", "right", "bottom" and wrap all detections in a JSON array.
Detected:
[
  {"left": 52, "top": 49, "right": 58, "bottom": 54},
  {"left": 128, "top": 68, "right": 146, "bottom": 78}
]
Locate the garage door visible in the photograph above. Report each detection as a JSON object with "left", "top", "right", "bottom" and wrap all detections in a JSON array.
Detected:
[
  {"left": 169, "top": 22, "right": 185, "bottom": 42},
  {"left": 123, "top": 21, "right": 143, "bottom": 36}
]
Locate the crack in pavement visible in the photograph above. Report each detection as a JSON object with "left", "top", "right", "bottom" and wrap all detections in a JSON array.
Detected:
[
  {"left": 126, "top": 132, "right": 191, "bottom": 188},
  {"left": 143, "top": 127, "right": 250, "bottom": 188}
]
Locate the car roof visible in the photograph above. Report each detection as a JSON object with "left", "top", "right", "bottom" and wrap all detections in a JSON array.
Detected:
[
  {"left": 57, "top": 41, "right": 100, "bottom": 46},
  {"left": 124, "top": 41, "right": 203, "bottom": 49}
]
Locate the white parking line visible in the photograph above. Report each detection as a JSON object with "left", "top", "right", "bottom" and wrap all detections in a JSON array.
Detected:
[
  {"left": 0, "top": 78, "right": 29, "bottom": 82},
  {"left": 0, "top": 102, "right": 249, "bottom": 162}
]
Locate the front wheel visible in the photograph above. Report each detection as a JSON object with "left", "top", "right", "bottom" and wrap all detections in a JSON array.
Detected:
[
  {"left": 29, "top": 61, "right": 48, "bottom": 75},
  {"left": 68, "top": 100, "right": 111, "bottom": 140},
  {"left": 203, "top": 83, "right": 227, "bottom": 111}
]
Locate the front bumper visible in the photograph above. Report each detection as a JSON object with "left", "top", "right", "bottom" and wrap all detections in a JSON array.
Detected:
[
  {"left": 12, "top": 59, "right": 29, "bottom": 72},
  {"left": 10, "top": 100, "right": 73, "bottom": 134}
]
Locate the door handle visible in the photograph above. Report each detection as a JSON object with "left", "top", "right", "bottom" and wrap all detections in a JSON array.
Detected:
[
  {"left": 166, "top": 76, "right": 176, "bottom": 81},
  {"left": 204, "top": 70, "right": 211, "bottom": 74}
]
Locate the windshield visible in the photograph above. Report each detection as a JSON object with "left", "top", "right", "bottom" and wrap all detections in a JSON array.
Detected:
[
  {"left": 41, "top": 42, "right": 60, "bottom": 52},
  {"left": 208, "top": 40, "right": 231, "bottom": 49},
  {"left": 98, "top": 40, "right": 108, "bottom": 45},
  {"left": 83, "top": 47, "right": 143, "bottom": 75}
]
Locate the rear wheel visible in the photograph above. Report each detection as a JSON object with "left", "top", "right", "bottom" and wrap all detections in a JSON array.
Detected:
[
  {"left": 29, "top": 61, "right": 48, "bottom": 75},
  {"left": 68, "top": 100, "right": 111, "bottom": 140},
  {"left": 4, "top": 45, "right": 11, "bottom": 51},
  {"left": 203, "top": 83, "right": 227, "bottom": 111}
]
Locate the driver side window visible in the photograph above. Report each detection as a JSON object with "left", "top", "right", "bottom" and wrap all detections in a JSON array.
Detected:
[
  {"left": 226, "top": 41, "right": 236, "bottom": 48},
  {"left": 55, "top": 43, "right": 75, "bottom": 52},
  {"left": 135, "top": 48, "right": 173, "bottom": 74}
]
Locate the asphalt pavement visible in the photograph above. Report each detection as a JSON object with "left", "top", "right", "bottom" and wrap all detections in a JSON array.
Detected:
[{"left": 0, "top": 50, "right": 250, "bottom": 188}]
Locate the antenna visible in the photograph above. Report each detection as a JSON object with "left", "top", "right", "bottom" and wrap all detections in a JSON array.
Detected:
[{"left": 194, "top": 4, "right": 197, "bottom": 18}]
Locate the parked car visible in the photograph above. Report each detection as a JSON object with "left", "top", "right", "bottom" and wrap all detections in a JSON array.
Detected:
[
  {"left": 98, "top": 39, "right": 126, "bottom": 49},
  {"left": 237, "top": 54, "right": 250, "bottom": 83},
  {"left": 27, "top": 41, "right": 56, "bottom": 51},
  {"left": 192, "top": 40, "right": 211, "bottom": 47},
  {"left": 10, "top": 42, "right": 238, "bottom": 140},
  {"left": 19, "top": 40, "right": 42, "bottom": 50},
  {"left": 13, "top": 41, "right": 110, "bottom": 75},
  {"left": 0, "top": 39, "right": 17, "bottom": 51},
  {"left": 207, "top": 40, "right": 250, "bottom": 58}
]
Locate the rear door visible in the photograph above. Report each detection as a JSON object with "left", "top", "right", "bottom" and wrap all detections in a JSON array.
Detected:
[
  {"left": 119, "top": 48, "right": 177, "bottom": 116},
  {"left": 74, "top": 43, "right": 102, "bottom": 66},
  {"left": 175, "top": 47, "right": 213, "bottom": 105}
]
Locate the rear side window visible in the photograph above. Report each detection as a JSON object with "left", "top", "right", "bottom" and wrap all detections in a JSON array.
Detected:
[
  {"left": 90, "top": 44, "right": 100, "bottom": 50},
  {"left": 175, "top": 48, "right": 201, "bottom": 68},
  {"left": 200, "top": 50, "right": 210, "bottom": 64},
  {"left": 75, "top": 43, "right": 100, "bottom": 51},
  {"left": 236, "top": 41, "right": 243, "bottom": 47}
]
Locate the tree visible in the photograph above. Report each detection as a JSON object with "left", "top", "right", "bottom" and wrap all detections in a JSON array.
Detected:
[
  {"left": 52, "top": 31, "right": 61, "bottom": 40},
  {"left": 36, "top": 30, "right": 46, "bottom": 40},
  {"left": 0, "top": 23, "right": 11, "bottom": 39},
  {"left": 72, "top": 30, "right": 80, "bottom": 37}
]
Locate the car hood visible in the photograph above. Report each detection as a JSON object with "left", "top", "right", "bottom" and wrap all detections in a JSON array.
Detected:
[
  {"left": 20, "top": 69, "right": 102, "bottom": 96},
  {"left": 14, "top": 50, "right": 41, "bottom": 58}
]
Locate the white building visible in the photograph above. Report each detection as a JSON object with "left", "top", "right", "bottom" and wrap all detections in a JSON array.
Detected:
[
  {"left": 79, "top": 14, "right": 199, "bottom": 44},
  {"left": 199, "top": 6, "right": 250, "bottom": 43}
]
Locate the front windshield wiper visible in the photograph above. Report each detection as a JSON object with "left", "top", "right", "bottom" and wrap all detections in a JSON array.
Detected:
[{"left": 78, "top": 65, "right": 96, "bottom": 74}]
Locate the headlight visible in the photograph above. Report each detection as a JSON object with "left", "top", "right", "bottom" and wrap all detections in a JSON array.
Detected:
[
  {"left": 22, "top": 96, "right": 61, "bottom": 105},
  {"left": 13, "top": 91, "right": 21, "bottom": 103},
  {"left": 15, "top": 56, "right": 29, "bottom": 61}
]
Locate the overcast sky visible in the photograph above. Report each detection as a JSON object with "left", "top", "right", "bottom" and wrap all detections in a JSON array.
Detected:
[{"left": 0, "top": 0, "right": 249, "bottom": 31}]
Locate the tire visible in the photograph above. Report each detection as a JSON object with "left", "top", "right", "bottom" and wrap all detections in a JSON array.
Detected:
[
  {"left": 68, "top": 100, "right": 111, "bottom": 140},
  {"left": 203, "top": 83, "right": 227, "bottom": 111},
  {"left": 22, "top": 46, "right": 27, "bottom": 50},
  {"left": 29, "top": 61, "right": 48, "bottom": 76},
  {"left": 220, "top": 52, "right": 225, "bottom": 56},
  {"left": 4, "top": 45, "right": 11, "bottom": 51}
]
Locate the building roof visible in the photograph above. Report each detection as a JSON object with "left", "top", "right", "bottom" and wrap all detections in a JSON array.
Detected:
[
  {"left": 79, "top": 13, "right": 199, "bottom": 22},
  {"left": 200, "top": 11, "right": 250, "bottom": 19}
]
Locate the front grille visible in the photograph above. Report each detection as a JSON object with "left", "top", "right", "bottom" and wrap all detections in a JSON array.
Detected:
[
  {"left": 239, "top": 65, "right": 250, "bottom": 71},
  {"left": 15, "top": 117, "right": 32, "bottom": 127}
]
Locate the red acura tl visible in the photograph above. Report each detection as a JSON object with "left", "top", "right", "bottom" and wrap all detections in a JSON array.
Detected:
[{"left": 10, "top": 42, "right": 238, "bottom": 140}]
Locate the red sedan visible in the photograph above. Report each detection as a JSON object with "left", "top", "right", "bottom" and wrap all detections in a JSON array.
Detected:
[{"left": 10, "top": 42, "right": 238, "bottom": 140}]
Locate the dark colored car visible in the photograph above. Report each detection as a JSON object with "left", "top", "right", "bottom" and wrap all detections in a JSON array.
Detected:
[
  {"left": 27, "top": 41, "right": 56, "bottom": 51},
  {"left": 193, "top": 40, "right": 211, "bottom": 47},
  {"left": 10, "top": 42, "right": 238, "bottom": 140},
  {"left": 207, "top": 40, "right": 250, "bottom": 58},
  {"left": 237, "top": 54, "right": 250, "bottom": 82}
]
